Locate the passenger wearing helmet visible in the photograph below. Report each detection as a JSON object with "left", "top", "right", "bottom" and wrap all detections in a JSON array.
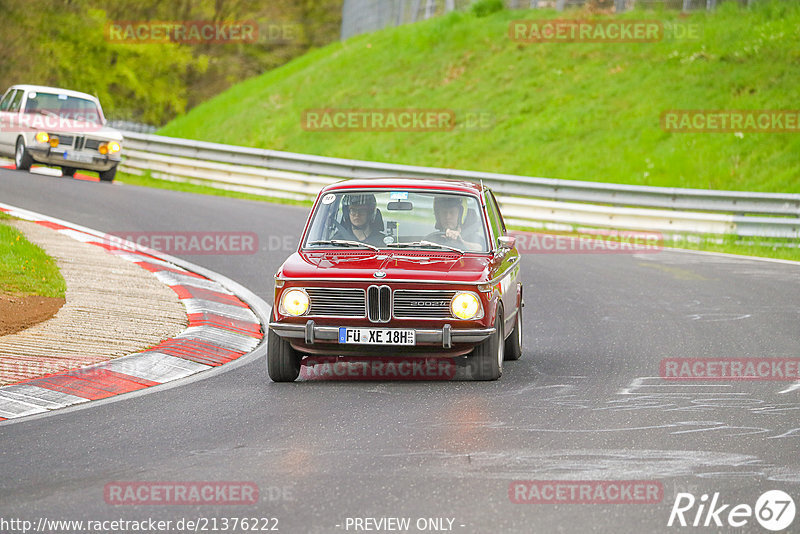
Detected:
[
  {"left": 428, "top": 196, "right": 483, "bottom": 251},
  {"left": 332, "top": 193, "right": 386, "bottom": 247}
]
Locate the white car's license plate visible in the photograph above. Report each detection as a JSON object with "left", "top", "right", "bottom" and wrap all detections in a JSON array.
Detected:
[
  {"left": 66, "top": 152, "right": 93, "bottom": 163},
  {"left": 338, "top": 327, "right": 415, "bottom": 345}
]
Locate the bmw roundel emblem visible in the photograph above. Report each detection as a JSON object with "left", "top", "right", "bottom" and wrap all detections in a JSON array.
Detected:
[{"left": 373, "top": 271, "right": 386, "bottom": 278}]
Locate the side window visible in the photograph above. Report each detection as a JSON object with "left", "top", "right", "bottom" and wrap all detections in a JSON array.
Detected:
[
  {"left": 8, "top": 90, "right": 23, "bottom": 113},
  {"left": 0, "top": 90, "right": 17, "bottom": 112},
  {"left": 484, "top": 191, "right": 503, "bottom": 247},
  {"left": 488, "top": 191, "right": 507, "bottom": 233}
]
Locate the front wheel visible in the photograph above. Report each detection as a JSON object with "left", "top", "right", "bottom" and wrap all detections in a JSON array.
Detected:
[
  {"left": 15, "top": 138, "right": 33, "bottom": 171},
  {"left": 468, "top": 308, "right": 504, "bottom": 380},
  {"left": 98, "top": 164, "right": 117, "bottom": 182},
  {"left": 504, "top": 305, "right": 522, "bottom": 361},
  {"left": 267, "top": 328, "right": 301, "bottom": 382}
]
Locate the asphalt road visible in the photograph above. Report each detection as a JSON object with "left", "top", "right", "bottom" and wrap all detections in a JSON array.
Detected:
[{"left": 1, "top": 168, "right": 799, "bottom": 534}]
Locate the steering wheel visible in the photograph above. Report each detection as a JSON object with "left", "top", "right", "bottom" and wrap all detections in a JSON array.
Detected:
[{"left": 424, "top": 230, "right": 448, "bottom": 241}]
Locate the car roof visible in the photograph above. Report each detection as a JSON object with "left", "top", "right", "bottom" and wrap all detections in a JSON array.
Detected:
[
  {"left": 6, "top": 85, "right": 100, "bottom": 102},
  {"left": 321, "top": 178, "right": 486, "bottom": 195}
]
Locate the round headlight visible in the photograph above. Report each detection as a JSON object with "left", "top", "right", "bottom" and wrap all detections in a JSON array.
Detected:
[
  {"left": 281, "top": 289, "right": 309, "bottom": 316},
  {"left": 35, "top": 132, "right": 49, "bottom": 143},
  {"left": 451, "top": 292, "right": 481, "bottom": 320},
  {"left": 107, "top": 141, "right": 121, "bottom": 153}
]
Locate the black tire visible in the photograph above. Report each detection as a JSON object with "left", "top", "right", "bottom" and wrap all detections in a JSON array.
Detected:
[
  {"left": 14, "top": 138, "right": 33, "bottom": 171},
  {"left": 267, "top": 328, "right": 301, "bottom": 382},
  {"left": 61, "top": 167, "right": 77, "bottom": 177},
  {"left": 468, "top": 307, "right": 504, "bottom": 380},
  {"left": 504, "top": 304, "right": 523, "bottom": 361},
  {"left": 98, "top": 164, "right": 117, "bottom": 182}
]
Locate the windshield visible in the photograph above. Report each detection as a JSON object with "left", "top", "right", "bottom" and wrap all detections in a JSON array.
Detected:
[
  {"left": 303, "top": 190, "right": 489, "bottom": 253},
  {"left": 23, "top": 92, "right": 103, "bottom": 124}
]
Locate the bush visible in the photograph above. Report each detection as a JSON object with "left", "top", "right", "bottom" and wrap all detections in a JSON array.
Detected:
[{"left": 471, "top": 0, "right": 504, "bottom": 18}]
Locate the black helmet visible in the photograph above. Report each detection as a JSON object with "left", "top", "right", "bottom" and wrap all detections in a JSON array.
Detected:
[
  {"left": 342, "top": 193, "right": 378, "bottom": 227},
  {"left": 343, "top": 193, "right": 377, "bottom": 209}
]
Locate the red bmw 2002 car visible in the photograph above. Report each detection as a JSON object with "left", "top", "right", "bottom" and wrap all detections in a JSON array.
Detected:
[{"left": 267, "top": 178, "right": 522, "bottom": 382}]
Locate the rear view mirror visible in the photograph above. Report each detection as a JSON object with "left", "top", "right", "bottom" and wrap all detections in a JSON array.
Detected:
[{"left": 387, "top": 201, "right": 413, "bottom": 211}]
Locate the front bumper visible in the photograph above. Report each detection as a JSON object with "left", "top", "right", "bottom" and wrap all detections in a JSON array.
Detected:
[
  {"left": 269, "top": 320, "right": 495, "bottom": 349},
  {"left": 29, "top": 147, "right": 120, "bottom": 171}
]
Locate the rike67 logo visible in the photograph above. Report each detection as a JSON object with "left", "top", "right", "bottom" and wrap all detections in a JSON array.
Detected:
[{"left": 668, "top": 490, "right": 795, "bottom": 531}]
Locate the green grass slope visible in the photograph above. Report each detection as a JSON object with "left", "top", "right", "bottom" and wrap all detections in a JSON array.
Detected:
[{"left": 160, "top": 1, "right": 800, "bottom": 193}]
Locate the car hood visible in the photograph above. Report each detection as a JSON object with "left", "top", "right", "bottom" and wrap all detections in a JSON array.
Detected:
[
  {"left": 46, "top": 121, "right": 123, "bottom": 141},
  {"left": 278, "top": 251, "right": 493, "bottom": 284}
]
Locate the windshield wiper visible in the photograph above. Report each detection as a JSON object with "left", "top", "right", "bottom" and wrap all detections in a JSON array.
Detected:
[
  {"left": 386, "top": 240, "right": 464, "bottom": 254},
  {"left": 307, "top": 239, "right": 380, "bottom": 251}
]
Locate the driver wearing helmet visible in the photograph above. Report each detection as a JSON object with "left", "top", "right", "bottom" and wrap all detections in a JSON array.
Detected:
[
  {"left": 427, "top": 196, "right": 483, "bottom": 251},
  {"left": 332, "top": 193, "right": 386, "bottom": 247}
]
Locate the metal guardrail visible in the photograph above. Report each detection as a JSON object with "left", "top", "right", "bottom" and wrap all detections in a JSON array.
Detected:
[{"left": 119, "top": 131, "right": 800, "bottom": 238}]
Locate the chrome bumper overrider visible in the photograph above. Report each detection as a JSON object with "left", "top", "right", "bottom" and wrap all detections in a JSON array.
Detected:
[{"left": 269, "top": 320, "right": 495, "bottom": 349}]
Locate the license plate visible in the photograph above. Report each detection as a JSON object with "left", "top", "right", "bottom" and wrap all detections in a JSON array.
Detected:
[
  {"left": 65, "top": 152, "right": 93, "bottom": 163},
  {"left": 338, "top": 327, "right": 415, "bottom": 345}
]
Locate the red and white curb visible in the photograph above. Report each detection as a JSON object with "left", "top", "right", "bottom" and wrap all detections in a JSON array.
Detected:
[{"left": 0, "top": 203, "right": 268, "bottom": 421}]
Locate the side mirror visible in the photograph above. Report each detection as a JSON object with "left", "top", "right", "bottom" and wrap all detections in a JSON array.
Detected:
[{"left": 498, "top": 235, "right": 516, "bottom": 251}]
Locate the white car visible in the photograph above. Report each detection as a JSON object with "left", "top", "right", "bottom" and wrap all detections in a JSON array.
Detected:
[{"left": 0, "top": 84, "right": 123, "bottom": 182}]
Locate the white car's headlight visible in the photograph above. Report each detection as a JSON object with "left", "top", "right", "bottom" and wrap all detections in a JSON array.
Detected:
[
  {"left": 281, "top": 289, "right": 309, "bottom": 316},
  {"left": 100, "top": 141, "right": 121, "bottom": 155},
  {"left": 451, "top": 292, "right": 481, "bottom": 320},
  {"left": 35, "top": 131, "right": 49, "bottom": 143}
]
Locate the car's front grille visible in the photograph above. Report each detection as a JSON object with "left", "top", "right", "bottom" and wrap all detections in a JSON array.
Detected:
[
  {"left": 306, "top": 287, "right": 365, "bottom": 317},
  {"left": 367, "top": 285, "right": 391, "bottom": 323},
  {"left": 393, "top": 290, "right": 457, "bottom": 319},
  {"left": 85, "top": 139, "right": 101, "bottom": 151},
  {"left": 304, "top": 287, "right": 459, "bottom": 320},
  {"left": 57, "top": 135, "right": 74, "bottom": 147}
]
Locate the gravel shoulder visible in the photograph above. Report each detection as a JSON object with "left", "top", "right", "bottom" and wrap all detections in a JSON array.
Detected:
[{"left": 0, "top": 220, "right": 187, "bottom": 385}]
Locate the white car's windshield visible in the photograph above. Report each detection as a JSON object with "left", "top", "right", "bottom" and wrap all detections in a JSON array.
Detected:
[
  {"left": 24, "top": 92, "right": 103, "bottom": 124},
  {"left": 304, "top": 190, "right": 489, "bottom": 253}
]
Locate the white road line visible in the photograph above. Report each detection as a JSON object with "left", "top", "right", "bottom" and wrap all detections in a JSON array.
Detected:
[{"left": 778, "top": 381, "right": 800, "bottom": 394}]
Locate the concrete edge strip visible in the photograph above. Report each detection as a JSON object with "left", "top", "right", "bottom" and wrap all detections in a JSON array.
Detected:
[{"left": 0, "top": 202, "right": 271, "bottom": 423}]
